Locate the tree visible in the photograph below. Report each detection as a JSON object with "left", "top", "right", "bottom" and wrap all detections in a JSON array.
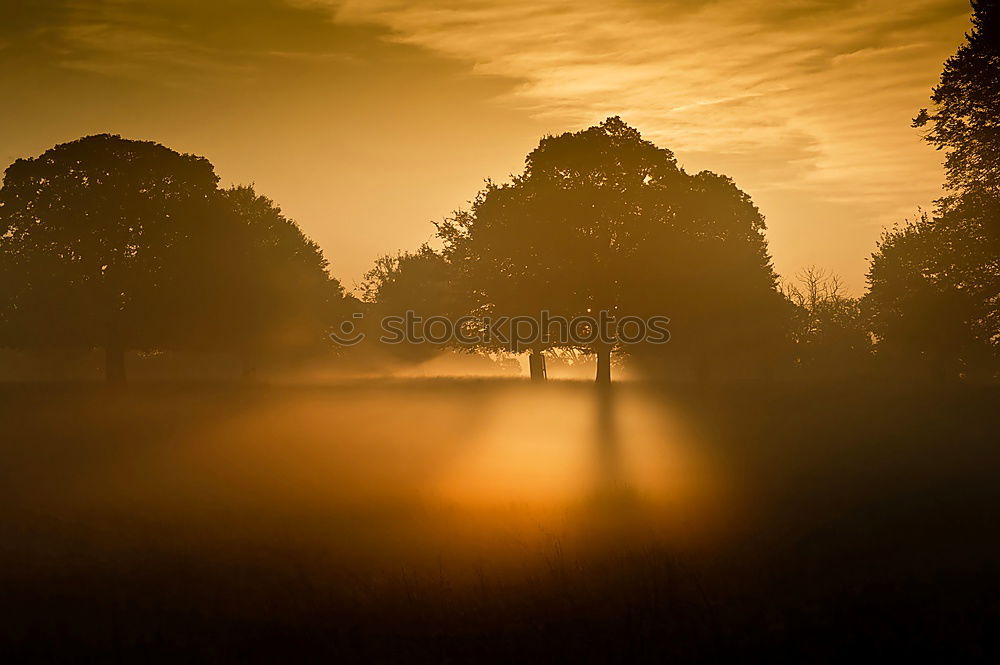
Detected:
[
  {"left": 622, "top": 169, "right": 788, "bottom": 380},
  {"left": 211, "top": 185, "right": 350, "bottom": 378},
  {"left": 782, "top": 267, "right": 871, "bottom": 376},
  {"left": 359, "top": 244, "right": 458, "bottom": 363},
  {"left": 865, "top": 214, "right": 995, "bottom": 379},
  {"left": 914, "top": 0, "right": 1000, "bottom": 199},
  {"left": 0, "top": 134, "right": 223, "bottom": 382},
  {"left": 437, "top": 117, "right": 785, "bottom": 383},
  {"left": 865, "top": 1, "right": 1000, "bottom": 379},
  {"left": 0, "top": 137, "right": 348, "bottom": 382}
]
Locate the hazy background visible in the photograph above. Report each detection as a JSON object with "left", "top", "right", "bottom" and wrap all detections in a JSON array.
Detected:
[{"left": 0, "top": 0, "right": 973, "bottom": 292}]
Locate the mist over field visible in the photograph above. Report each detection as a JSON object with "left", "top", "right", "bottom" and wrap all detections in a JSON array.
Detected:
[{"left": 3, "top": 381, "right": 998, "bottom": 661}]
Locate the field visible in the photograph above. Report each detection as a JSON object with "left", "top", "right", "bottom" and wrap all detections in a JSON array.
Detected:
[{"left": 2, "top": 379, "right": 998, "bottom": 662}]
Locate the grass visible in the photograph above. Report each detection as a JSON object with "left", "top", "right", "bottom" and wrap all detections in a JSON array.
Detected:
[{"left": 1, "top": 379, "right": 998, "bottom": 662}]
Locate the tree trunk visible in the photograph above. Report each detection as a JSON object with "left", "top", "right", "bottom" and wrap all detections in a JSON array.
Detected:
[
  {"left": 595, "top": 344, "right": 611, "bottom": 384},
  {"left": 105, "top": 343, "right": 126, "bottom": 384},
  {"left": 529, "top": 350, "right": 547, "bottom": 382}
]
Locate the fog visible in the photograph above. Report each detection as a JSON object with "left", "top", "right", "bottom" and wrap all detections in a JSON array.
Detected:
[
  {"left": 6, "top": 380, "right": 995, "bottom": 579},
  {"left": 3, "top": 379, "right": 998, "bottom": 660},
  {"left": 4, "top": 382, "right": 733, "bottom": 577}
]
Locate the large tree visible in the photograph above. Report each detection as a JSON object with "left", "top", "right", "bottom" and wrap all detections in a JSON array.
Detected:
[
  {"left": 0, "top": 136, "right": 346, "bottom": 382},
  {"left": 210, "top": 185, "right": 350, "bottom": 377},
  {"left": 866, "top": 213, "right": 996, "bottom": 378},
  {"left": 0, "top": 135, "right": 224, "bottom": 382},
  {"left": 866, "top": 1, "right": 1000, "bottom": 379},
  {"left": 914, "top": 0, "right": 1000, "bottom": 199},
  {"left": 437, "top": 117, "right": 785, "bottom": 383}
]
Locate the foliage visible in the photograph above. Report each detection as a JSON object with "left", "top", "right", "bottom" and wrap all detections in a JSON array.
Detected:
[
  {"left": 866, "top": 1, "right": 1000, "bottom": 379},
  {"left": 0, "top": 135, "right": 223, "bottom": 380},
  {"left": 437, "top": 117, "right": 787, "bottom": 380},
  {"left": 782, "top": 267, "right": 871, "bottom": 374},
  {"left": 865, "top": 212, "right": 997, "bottom": 377},
  {"left": 0, "top": 136, "right": 347, "bottom": 380},
  {"left": 213, "top": 185, "right": 351, "bottom": 366},
  {"left": 358, "top": 244, "right": 459, "bottom": 361},
  {"left": 913, "top": 0, "right": 1000, "bottom": 198}
]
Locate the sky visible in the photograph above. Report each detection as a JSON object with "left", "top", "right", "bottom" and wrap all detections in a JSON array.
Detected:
[{"left": 0, "top": 0, "right": 974, "bottom": 293}]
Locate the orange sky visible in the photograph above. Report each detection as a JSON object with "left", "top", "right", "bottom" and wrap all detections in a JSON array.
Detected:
[{"left": 0, "top": 0, "right": 973, "bottom": 292}]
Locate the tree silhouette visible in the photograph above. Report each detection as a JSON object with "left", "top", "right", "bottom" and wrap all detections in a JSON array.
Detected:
[
  {"left": 0, "top": 136, "right": 347, "bottom": 382},
  {"left": 622, "top": 167, "right": 788, "bottom": 380},
  {"left": 359, "top": 244, "right": 458, "bottom": 362},
  {"left": 866, "top": 1, "right": 999, "bottom": 380},
  {"left": 437, "top": 117, "right": 785, "bottom": 383},
  {"left": 782, "top": 267, "right": 871, "bottom": 377},
  {"left": 211, "top": 185, "right": 350, "bottom": 379},
  {"left": 0, "top": 135, "right": 224, "bottom": 382},
  {"left": 914, "top": 0, "right": 1000, "bottom": 199},
  {"left": 865, "top": 213, "right": 995, "bottom": 379}
]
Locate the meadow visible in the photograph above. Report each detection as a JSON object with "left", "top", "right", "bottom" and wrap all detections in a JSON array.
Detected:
[{"left": 2, "top": 378, "right": 998, "bottom": 662}]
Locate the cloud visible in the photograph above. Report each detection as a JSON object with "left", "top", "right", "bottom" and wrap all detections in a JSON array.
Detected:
[
  {"left": 321, "top": 0, "right": 968, "bottom": 204},
  {"left": 0, "top": 0, "right": 976, "bottom": 290},
  {"left": 1, "top": 0, "right": 391, "bottom": 85},
  {"left": 55, "top": 20, "right": 251, "bottom": 83},
  {"left": 308, "top": 0, "right": 973, "bottom": 286}
]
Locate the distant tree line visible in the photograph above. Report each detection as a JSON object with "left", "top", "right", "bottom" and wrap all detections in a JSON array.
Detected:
[{"left": 1, "top": 1, "right": 997, "bottom": 384}]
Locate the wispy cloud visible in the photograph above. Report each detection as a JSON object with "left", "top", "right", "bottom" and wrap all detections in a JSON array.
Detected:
[
  {"left": 55, "top": 20, "right": 252, "bottom": 83},
  {"left": 0, "top": 0, "right": 975, "bottom": 289},
  {"left": 5, "top": 0, "right": 377, "bottom": 85},
  {"left": 325, "top": 0, "right": 967, "bottom": 200},
  {"left": 309, "top": 0, "right": 972, "bottom": 285}
]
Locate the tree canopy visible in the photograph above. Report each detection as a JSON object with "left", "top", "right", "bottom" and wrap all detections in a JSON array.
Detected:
[
  {"left": 359, "top": 244, "right": 457, "bottom": 362},
  {"left": 211, "top": 185, "right": 350, "bottom": 374},
  {"left": 867, "top": 0, "right": 1000, "bottom": 379},
  {"left": 0, "top": 135, "right": 346, "bottom": 381},
  {"left": 914, "top": 0, "right": 1000, "bottom": 199},
  {"left": 0, "top": 135, "right": 225, "bottom": 381},
  {"left": 437, "top": 117, "right": 786, "bottom": 382}
]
